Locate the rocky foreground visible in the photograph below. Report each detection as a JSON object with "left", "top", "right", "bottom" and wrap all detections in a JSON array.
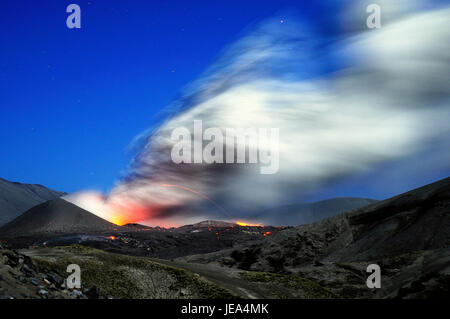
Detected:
[
  {"left": 0, "top": 242, "right": 235, "bottom": 299},
  {"left": 0, "top": 242, "right": 85, "bottom": 299}
]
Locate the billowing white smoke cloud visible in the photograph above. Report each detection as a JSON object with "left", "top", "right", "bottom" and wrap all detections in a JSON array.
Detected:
[{"left": 67, "top": 1, "right": 450, "bottom": 226}]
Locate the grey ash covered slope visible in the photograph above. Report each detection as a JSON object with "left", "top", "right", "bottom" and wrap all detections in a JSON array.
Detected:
[
  {"left": 0, "top": 177, "right": 66, "bottom": 226},
  {"left": 0, "top": 198, "right": 118, "bottom": 236},
  {"left": 179, "top": 220, "right": 237, "bottom": 229},
  {"left": 256, "top": 176, "right": 450, "bottom": 266}
]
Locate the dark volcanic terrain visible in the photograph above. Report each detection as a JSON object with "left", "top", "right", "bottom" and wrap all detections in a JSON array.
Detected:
[
  {"left": 0, "top": 177, "right": 449, "bottom": 299},
  {"left": 0, "top": 198, "right": 119, "bottom": 237},
  {"left": 178, "top": 177, "right": 450, "bottom": 298},
  {"left": 1, "top": 215, "right": 284, "bottom": 260}
]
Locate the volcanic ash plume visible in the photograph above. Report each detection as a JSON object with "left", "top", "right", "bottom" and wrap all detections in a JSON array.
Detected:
[{"left": 67, "top": 1, "right": 450, "bottom": 226}]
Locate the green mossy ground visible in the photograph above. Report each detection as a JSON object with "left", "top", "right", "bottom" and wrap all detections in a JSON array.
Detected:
[
  {"left": 32, "top": 245, "right": 235, "bottom": 299},
  {"left": 239, "top": 271, "right": 339, "bottom": 299}
]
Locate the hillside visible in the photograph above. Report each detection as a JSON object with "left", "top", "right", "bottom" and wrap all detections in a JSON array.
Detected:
[
  {"left": 0, "top": 243, "right": 235, "bottom": 299},
  {"left": 0, "top": 177, "right": 66, "bottom": 226},
  {"left": 179, "top": 177, "right": 450, "bottom": 298},
  {"left": 0, "top": 198, "right": 118, "bottom": 237}
]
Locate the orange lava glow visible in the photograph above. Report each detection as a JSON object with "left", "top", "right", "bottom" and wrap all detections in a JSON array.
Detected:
[
  {"left": 109, "top": 236, "right": 117, "bottom": 240},
  {"left": 236, "top": 221, "right": 264, "bottom": 227},
  {"left": 263, "top": 231, "right": 272, "bottom": 237},
  {"left": 66, "top": 191, "right": 181, "bottom": 228},
  {"left": 105, "top": 201, "right": 165, "bottom": 226},
  {"left": 110, "top": 215, "right": 128, "bottom": 226}
]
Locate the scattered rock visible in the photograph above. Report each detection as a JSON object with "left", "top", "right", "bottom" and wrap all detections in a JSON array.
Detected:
[
  {"left": 84, "top": 286, "right": 100, "bottom": 299},
  {"left": 20, "top": 264, "right": 33, "bottom": 277},
  {"left": 70, "top": 289, "right": 83, "bottom": 298},
  {"left": 46, "top": 272, "right": 64, "bottom": 286},
  {"left": 37, "top": 289, "right": 49, "bottom": 298},
  {"left": 30, "top": 278, "right": 39, "bottom": 286}
]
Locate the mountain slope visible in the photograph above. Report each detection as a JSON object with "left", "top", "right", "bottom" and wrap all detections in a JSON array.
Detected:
[
  {"left": 179, "top": 220, "right": 237, "bottom": 229},
  {"left": 256, "top": 177, "right": 450, "bottom": 266},
  {"left": 180, "top": 177, "right": 450, "bottom": 298},
  {"left": 0, "top": 198, "right": 118, "bottom": 237},
  {"left": 0, "top": 177, "right": 66, "bottom": 226},
  {"left": 255, "top": 197, "right": 377, "bottom": 226}
]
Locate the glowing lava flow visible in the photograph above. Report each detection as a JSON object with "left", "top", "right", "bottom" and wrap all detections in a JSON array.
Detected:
[
  {"left": 66, "top": 185, "right": 264, "bottom": 228},
  {"left": 105, "top": 200, "right": 163, "bottom": 226},
  {"left": 161, "top": 184, "right": 233, "bottom": 219},
  {"left": 65, "top": 191, "right": 159, "bottom": 226},
  {"left": 110, "top": 215, "right": 128, "bottom": 226},
  {"left": 236, "top": 221, "right": 264, "bottom": 227}
]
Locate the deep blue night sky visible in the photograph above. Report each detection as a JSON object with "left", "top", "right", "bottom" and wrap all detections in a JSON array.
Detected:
[
  {"left": 0, "top": 0, "right": 319, "bottom": 192},
  {"left": 0, "top": 0, "right": 448, "bottom": 201}
]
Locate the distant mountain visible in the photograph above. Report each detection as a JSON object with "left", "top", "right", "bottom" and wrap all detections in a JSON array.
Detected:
[
  {"left": 186, "top": 220, "right": 237, "bottom": 228},
  {"left": 255, "top": 197, "right": 377, "bottom": 226},
  {"left": 0, "top": 177, "right": 66, "bottom": 226},
  {"left": 122, "top": 223, "right": 152, "bottom": 229},
  {"left": 0, "top": 198, "right": 118, "bottom": 237}
]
